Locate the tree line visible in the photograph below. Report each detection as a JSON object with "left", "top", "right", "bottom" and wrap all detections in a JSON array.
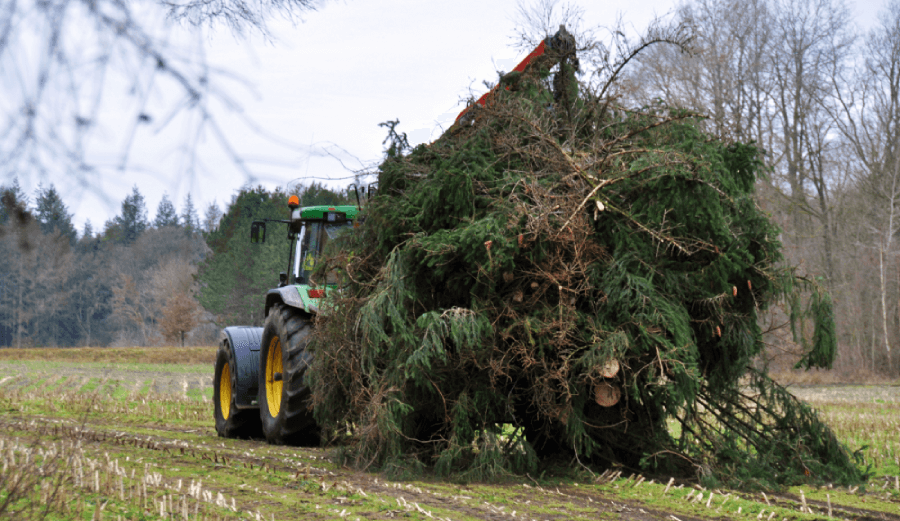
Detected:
[
  {"left": 622, "top": 0, "right": 900, "bottom": 376},
  {"left": 0, "top": 180, "right": 348, "bottom": 347}
]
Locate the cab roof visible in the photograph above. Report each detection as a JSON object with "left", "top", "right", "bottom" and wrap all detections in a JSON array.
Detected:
[{"left": 298, "top": 204, "right": 360, "bottom": 220}]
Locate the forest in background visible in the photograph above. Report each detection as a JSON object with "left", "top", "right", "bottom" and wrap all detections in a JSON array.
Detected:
[
  {"left": 0, "top": 181, "right": 349, "bottom": 348},
  {"left": 621, "top": 0, "right": 900, "bottom": 377},
  {"left": 0, "top": 0, "right": 899, "bottom": 379}
]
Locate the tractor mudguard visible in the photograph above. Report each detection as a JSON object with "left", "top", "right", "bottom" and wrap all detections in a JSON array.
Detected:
[
  {"left": 265, "top": 287, "right": 316, "bottom": 317},
  {"left": 220, "top": 326, "right": 263, "bottom": 409}
]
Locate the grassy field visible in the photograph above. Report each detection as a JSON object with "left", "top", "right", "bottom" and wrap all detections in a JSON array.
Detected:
[
  {"left": 0, "top": 347, "right": 897, "bottom": 520},
  {"left": 0, "top": 346, "right": 217, "bottom": 365}
]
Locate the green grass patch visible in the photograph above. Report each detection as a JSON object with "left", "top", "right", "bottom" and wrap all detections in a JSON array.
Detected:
[
  {"left": 18, "top": 375, "right": 50, "bottom": 394},
  {"left": 186, "top": 386, "right": 210, "bottom": 402},
  {"left": 109, "top": 380, "right": 131, "bottom": 400},
  {"left": 79, "top": 377, "right": 101, "bottom": 393},
  {"left": 806, "top": 398, "right": 900, "bottom": 479},
  {"left": 98, "top": 378, "right": 120, "bottom": 397},
  {"left": 792, "top": 485, "right": 899, "bottom": 514},
  {"left": 44, "top": 375, "right": 70, "bottom": 393}
]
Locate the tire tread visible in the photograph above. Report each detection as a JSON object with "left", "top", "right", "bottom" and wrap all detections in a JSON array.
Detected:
[{"left": 259, "top": 303, "right": 319, "bottom": 445}]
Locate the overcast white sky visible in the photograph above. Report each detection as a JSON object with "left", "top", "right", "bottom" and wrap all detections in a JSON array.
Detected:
[{"left": 8, "top": 0, "right": 885, "bottom": 233}]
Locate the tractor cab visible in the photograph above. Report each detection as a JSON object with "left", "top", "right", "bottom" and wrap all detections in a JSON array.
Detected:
[
  {"left": 250, "top": 197, "right": 360, "bottom": 317},
  {"left": 289, "top": 205, "right": 357, "bottom": 286}
]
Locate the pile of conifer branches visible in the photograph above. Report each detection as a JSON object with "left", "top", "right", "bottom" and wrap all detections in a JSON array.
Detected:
[{"left": 308, "top": 57, "right": 863, "bottom": 489}]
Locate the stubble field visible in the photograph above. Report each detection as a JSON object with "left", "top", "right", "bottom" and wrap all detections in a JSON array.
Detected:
[{"left": 0, "top": 346, "right": 897, "bottom": 520}]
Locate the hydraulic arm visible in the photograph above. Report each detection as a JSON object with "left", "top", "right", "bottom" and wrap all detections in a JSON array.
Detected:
[{"left": 452, "top": 25, "right": 576, "bottom": 129}]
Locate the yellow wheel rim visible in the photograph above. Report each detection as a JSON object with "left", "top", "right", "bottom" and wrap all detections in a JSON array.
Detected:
[
  {"left": 220, "top": 361, "right": 232, "bottom": 420},
  {"left": 266, "top": 337, "right": 283, "bottom": 418}
]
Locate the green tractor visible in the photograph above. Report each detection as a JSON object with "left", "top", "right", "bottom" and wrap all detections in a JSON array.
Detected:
[{"left": 213, "top": 195, "right": 360, "bottom": 445}]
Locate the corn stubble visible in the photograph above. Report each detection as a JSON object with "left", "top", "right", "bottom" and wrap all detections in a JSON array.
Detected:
[
  {"left": 0, "top": 380, "right": 250, "bottom": 520},
  {"left": 0, "top": 428, "right": 250, "bottom": 520},
  {"left": 309, "top": 53, "right": 863, "bottom": 488},
  {"left": 0, "top": 367, "right": 895, "bottom": 519}
]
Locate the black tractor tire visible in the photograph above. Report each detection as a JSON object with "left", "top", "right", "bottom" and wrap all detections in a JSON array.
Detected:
[
  {"left": 258, "top": 303, "right": 320, "bottom": 446},
  {"left": 214, "top": 342, "right": 262, "bottom": 439}
]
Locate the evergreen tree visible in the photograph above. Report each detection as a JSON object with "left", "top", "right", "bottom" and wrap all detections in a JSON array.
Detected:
[
  {"left": 78, "top": 220, "right": 101, "bottom": 253},
  {"left": 154, "top": 193, "right": 179, "bottom": 228},
  {"left": 105, "top": 186, "right": 149, "bottom": 245},
  {"left": 101, "top": 218, "right": 118, "bottom": 242},
  {"left": 293, "top": 181, "right": 352, "bottom": 206},
  {"left": 181, "top": 193, "right": 200, "bottom": 233},
  {"left": 69, "top": 242, "right": 111, "bottom": 346},
  {"left": 34, "top": 183, "right": 77, "bottom": 244},
  {"left": 197, "top": 186, "right": 290, "bottom": 326},
  {"left": 82, "top": 220, "right": 94, "bottom": 240},
  {"left": 202, "top": 200, "right": 222, "bottom": 233},
  {"left": 0, "top": 179, "right": 29, "bottom": 347},
  {"left": 0, "top": 178, "right": 28, "bottom": 228}
]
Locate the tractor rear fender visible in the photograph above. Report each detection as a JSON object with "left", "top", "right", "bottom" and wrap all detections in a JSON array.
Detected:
[
  {"left": 264, "top": 287, "right": 318, "bottom": 318},
  {"left": 219, "top": 326, "right": 263, "bottom": 409}
]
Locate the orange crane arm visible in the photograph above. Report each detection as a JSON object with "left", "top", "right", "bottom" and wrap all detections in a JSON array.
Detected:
[{"left": 453, "top": 26, "right": 575, "bottom": 126}]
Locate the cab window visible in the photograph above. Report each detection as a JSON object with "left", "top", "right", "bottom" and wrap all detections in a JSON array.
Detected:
[{"left": 296, "top": 221, "right": 353, "bottom": 284}]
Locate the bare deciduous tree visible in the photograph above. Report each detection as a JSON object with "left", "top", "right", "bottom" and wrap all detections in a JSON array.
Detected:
[
  {"left": 769, "top": 0, "right": 854, "bottom": 257},
  {"left": 0, "top": 0, "right": 318, "bottom": 196},
  {"left": 162, "top": 0, "right": 319, "bottom": 35},
  {"left": 624, "top": 0, "right": 889, "bottom": 376},
  {"left": 828, "top": 0, "right": 900, "bottom": 366},
  {"left": 510, "top": 0, "right": 593, "bottom": 52},
  {"left": 627, "top": 0, "right": 773, "bottom": 143}
]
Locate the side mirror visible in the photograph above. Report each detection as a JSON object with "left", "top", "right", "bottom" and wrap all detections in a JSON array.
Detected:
[{"left": 250, "top": 221, "right": 266, "bottom": 244}]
